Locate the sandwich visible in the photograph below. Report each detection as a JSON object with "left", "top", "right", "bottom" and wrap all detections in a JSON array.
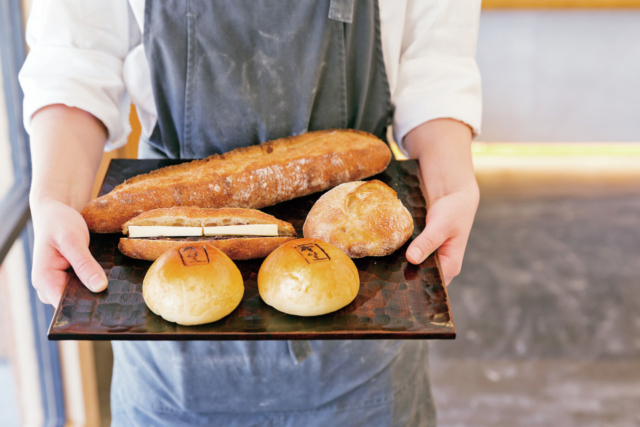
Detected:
[{"left": 118, "top": 207, "right": 297, "bottom": 261}]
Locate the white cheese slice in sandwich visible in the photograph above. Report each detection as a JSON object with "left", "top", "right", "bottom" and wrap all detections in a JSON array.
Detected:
[
  {"left": 128, "top": 226, "right": 203, "bottom": 238},
  {"left": 203, "top": 224, "right": 278, "bottom": 236}
]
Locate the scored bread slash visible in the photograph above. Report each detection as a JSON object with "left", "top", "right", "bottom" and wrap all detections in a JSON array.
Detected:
[
  {"left": 119, "top": 207, "right": 297, "bottom": 261},
  {"left": 204, "top": 224, "right": 278, "bottom": 236},
  {"left": 128, "top": 226, "right": 203, "bottom": 238}
]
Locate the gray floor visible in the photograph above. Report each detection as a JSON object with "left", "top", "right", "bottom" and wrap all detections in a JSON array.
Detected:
[{"left": 429, "top": 192, "right": 640, "bottom": 427}]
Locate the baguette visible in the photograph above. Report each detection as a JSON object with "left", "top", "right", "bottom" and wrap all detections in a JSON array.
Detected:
[
  {"left": 83, "top": 129, "right": 391, "bottom": 233},
  {"left": 118, "top": 207, "right": 297, "bottom": 261}
]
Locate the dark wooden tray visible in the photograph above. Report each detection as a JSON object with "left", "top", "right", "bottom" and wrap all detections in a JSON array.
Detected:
[{"left": 48, "top": 158, "right": 455, "bottom": 340}]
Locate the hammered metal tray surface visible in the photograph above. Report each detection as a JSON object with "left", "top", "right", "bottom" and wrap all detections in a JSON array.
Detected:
[{"left": 48, "top": 159, "right": 455, "bottom": 340}]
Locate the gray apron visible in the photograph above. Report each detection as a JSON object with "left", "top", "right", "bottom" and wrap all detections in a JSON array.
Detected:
[{"left": 112, "top": 1, "right": 435, "bottom": 425}]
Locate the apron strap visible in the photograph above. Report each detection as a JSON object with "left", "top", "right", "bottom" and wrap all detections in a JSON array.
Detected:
[{"left": 328, "top": 0, "right": 355, "bottom": 23}]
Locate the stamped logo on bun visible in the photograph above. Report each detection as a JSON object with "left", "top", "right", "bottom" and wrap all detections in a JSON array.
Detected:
[
  {"left": 293, "top": 242, "right": 331, "bottom": 263},
  {"left": 178, "top": 245, "right": 210, "bottom": 266}
]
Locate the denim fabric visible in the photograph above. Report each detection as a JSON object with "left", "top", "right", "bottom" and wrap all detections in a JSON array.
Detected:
[
  {"left": 329, "top": 0, "right": 356, "bottom": 23},
  {"left": 112, "top": 0, "right": 435, "bottom": 425},
  {"left": 111, "top": 340, "right": 435, "bottom": 426},
  {"left": 143, "top": 0, "right": 392, "bottom": 158}
]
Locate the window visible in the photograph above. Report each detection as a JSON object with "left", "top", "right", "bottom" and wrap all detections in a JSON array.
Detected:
[{"left": 0, "top": 0, "right": 65, "bottom": 425}]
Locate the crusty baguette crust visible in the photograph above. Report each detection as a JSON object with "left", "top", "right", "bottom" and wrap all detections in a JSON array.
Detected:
[
  {"left": 82, "top": 129, "right": 391, "bottom": 233},
  {"left": 119, "top": 236, "right": 297, "bottom": 261},
  {"left": 121, "top": 207, "right": 296, "bottom": 236}
]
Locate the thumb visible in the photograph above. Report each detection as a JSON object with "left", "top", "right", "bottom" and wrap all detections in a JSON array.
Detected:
[
  {"left": 406, "top": 222, "right": 448, "bottom": 265},
  {"left": 58, "top": 238, "right": 108, "bottom": 293}
]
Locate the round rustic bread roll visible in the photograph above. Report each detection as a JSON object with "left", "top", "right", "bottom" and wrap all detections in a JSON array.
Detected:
[
  {"left": 303, "top": 180, "right": 413, "bottom": 258},
  {"left": 258, "top": 238, "right": 359, "bottom": 316},
  {"left": 143, "top": 243, "right": 244, "bottom": 325}
]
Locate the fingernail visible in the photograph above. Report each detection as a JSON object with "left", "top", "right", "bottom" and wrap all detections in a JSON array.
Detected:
[
  {"left": 408, "top": 247, "right": 423, "bottom": 263},
  {"left": 89, "top": 274, "right": 108, "bottom": 292}
]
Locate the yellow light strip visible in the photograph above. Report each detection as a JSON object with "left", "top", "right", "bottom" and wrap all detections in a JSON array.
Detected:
[
  {"left": 472, "top": 142, "right": 640, "bottom": 157},
  {"left": 472, "top": 142, "right": 640, "bottom": 175}
]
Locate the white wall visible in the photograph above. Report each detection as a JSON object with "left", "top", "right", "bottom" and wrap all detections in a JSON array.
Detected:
[{"left": 476, "top": 10, "right": 640, "bottom": 142}]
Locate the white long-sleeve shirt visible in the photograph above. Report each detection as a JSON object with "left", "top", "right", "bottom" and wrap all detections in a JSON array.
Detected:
[{"left": 19, "top": 0, "right": 482, "bottom": 153}]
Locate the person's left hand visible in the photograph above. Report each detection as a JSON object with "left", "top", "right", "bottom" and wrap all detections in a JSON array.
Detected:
[
  {"left": 405, "top": 181, "right": 479, "bottom": 285},
  {"left": 402, "top": 118, "right": 479, "bottom": 285}
]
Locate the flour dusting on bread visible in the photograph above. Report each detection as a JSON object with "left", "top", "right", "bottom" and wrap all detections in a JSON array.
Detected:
[{"left": 303, "top": 180, "right": 413, "bottom": 258}]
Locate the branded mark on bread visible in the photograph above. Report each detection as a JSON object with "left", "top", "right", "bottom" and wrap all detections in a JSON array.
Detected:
[
  {"left": 294, "top": 243, "right": 331, "bottom": 264},
  {"left": 179, "top": 245, "right": 211, "bottom": 266}
]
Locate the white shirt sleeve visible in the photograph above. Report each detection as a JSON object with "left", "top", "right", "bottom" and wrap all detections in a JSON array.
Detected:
[
  {"left": 19, "top": 0, "right": 139, "bottom": 151},
  {"left": 392, "top": 0, "right": 482, "bottom": 153}
]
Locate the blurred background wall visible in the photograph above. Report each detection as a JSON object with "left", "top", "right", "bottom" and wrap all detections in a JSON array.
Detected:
[{"left": 477, "top": 9, "right": 640, "bottom": 142}]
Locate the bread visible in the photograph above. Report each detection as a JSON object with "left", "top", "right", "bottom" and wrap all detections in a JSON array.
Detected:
[
  {"left": 119, "top": 207, "right": 297, "bottom": 261},
  {"left": 257, "top": 238, "right": 359, "bottom": 316},
  {"left": 83, "top": 129, "right": 391, "bottom": 233},
  {"left": 143, "top": 243, "right": 244, "bottom": 325},
  {"left": 303, "top": 180, "right": 413, "bottom": 258}
]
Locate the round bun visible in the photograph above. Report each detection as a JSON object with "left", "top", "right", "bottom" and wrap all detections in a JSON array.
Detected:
[
  {"left": 258, "top": 238, "right": 359, "bottom": 316},
  {"left": 303, "top": 180, "right": 414, "bottom": 258},
  {"left": 143, "top": 243, "right": 244, "bottom": 325}
]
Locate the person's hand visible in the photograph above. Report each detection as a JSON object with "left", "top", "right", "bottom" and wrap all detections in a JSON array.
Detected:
[
  {"left": 403, "top": 118, "right": 479, "bottom": 285},
  {"left": 406, "top": 180, "right": 479, "bottom": 285},
  {"left": 30, "top": 199, "right": 108, "bottom": 307},
  {"left": 29, "top": 104, "right": 108, "bottom": 306}
]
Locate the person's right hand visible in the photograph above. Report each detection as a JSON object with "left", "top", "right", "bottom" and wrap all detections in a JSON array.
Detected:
[
  {"left": 31, "top": 198, "right": 108, "bottom": 307},
  {"left": 28, "top": 104, "right": 109, "bottom": 307}
]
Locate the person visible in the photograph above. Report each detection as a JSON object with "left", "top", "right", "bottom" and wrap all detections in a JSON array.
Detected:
[{"left": 20, "top": 0, "right": 481, "bottom": 425}]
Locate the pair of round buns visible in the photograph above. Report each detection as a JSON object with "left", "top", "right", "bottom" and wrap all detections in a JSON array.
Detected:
[
  {"left": 303, "top": 180, "right": 414, "bottom": 258},
  {"left": 144, "top": 238, "right": 360, "bottom": 323}
]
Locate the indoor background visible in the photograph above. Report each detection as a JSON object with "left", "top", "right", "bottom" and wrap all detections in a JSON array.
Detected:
[{"left": 1, "top": 1, "right": 639, "bottom": 426}]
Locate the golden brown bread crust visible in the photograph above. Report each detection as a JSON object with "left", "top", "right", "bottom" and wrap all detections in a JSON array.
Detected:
[
  {"left": 303, "top": 180, "right": 414, "bottom": 258},
  {"left": 143, "top": 243, "right": 244, "bottom": 325},
  {"left": 82, "top": 129, "right": 391, "bottom": 233},
  {"left": 257, "top": 238, "right": 360, "bottom": 316},
  {"left": 118, "top": 207, "right": 297, "bottom": 260},
  {"left": 119, "top": 236, "right": 297, "bottom": 261}
]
